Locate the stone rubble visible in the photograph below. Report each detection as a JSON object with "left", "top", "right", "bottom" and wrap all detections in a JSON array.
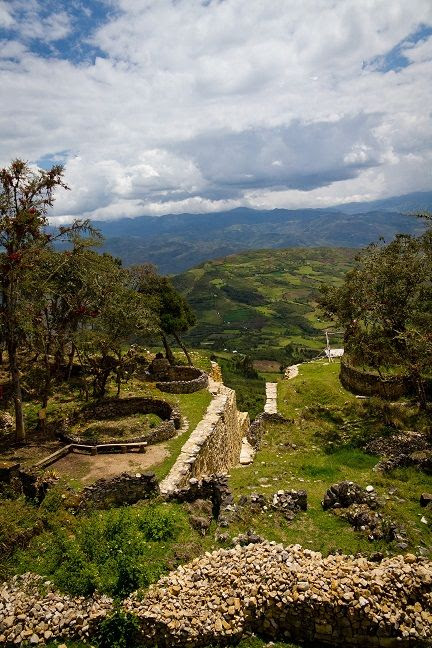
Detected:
[
  {"left": 322, "top": 482, "right": 406, "bottom": 544},
  {"left": 0, "top": 573, "right": 112, "bottom": 646},
  {"left": 367, "top": 431, "right": 432, "bottom": 474},
  {"left": 124, "top": 541, "right": 432, "bottom": 647},
  {"left": 322, "top": 481, "right": 379, "bottom": 511}
]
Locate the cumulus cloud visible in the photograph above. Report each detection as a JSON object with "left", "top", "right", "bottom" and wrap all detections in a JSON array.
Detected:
[{"left": 0, "top": 0, "right": 431, "bottom": 220}]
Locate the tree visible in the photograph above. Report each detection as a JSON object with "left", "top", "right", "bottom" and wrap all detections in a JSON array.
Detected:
[
  {"left": 0, "top": 159, "right": 90, "bottom": 441},
  {"left": 25, "top": 238, "right": 103, "bottom": 427},
  {"left": 131, "top": 265, "right": 196, "bottom": 365},
  {"left": 320, "top": 218, "right": 432, "bottom": 409},
  {"left": 73, "top": 254, "right": 156, "bottom": 399}
]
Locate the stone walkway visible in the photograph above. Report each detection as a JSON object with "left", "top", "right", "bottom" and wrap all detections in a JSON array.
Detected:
[
  {"left": 264, "top": 382, "right": 278, "bottom": 414},
  {"left": 284, "top": 363, "right": 300, "bottom": 379}
]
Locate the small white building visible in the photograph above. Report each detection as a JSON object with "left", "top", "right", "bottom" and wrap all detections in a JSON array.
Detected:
[{"left": 325, "top": 348, "right": 344, "bottom": 359}]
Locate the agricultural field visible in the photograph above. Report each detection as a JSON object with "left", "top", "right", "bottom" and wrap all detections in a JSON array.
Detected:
[{"left": 173, "top": 248, "right": 355, "bottom": 366}]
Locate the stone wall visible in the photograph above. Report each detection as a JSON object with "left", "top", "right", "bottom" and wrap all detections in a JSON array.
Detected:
[
  {"left": 78, "top": 471, "right": 159, "bottom": 510},
  {"left": 156, "top": 367, "right": 209, "bottom": 394},
  {"left": 62, "top": 397, "right": 180, "bottom": 446},
  {"left": 125, "top": 542, "right": 432, "bottom": 648},
  {"left": 160, "top": 381, "right": 249, "bottom": 494},
  {"left": 340, "top": 361, "right": 411, "bottom": 400}
]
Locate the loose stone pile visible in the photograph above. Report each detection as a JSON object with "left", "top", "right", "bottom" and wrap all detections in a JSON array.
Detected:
[
  {"left": 333, "top": 503, "right": 405, "bottom": 543},
  {"left": 367, "top": 431, "right": 432, "bottom": 473},
  {"left": 322, "top": 481, "right": 379, "bottom": 510},
  {"left": 0, "top": 573, "right": 111, "bottom": 645},
  {"left": 125, "top": 541, "right": 432, "bottom": 647},
  {"left": 322, "top": 481, "right": 406, "bottom": 544},
  {"left": 237, "top": 490, "right": 307, "bottom": 522}
]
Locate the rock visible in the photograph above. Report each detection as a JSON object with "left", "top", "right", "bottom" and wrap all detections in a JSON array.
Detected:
[
  {"left": 124, "top": 542, "right": 432, "bottom": 648},
  {"left": 420, "top": 492, "right": 432, "bottom": 507}
]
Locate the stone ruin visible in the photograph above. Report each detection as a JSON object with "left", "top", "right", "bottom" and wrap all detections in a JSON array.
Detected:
[
  {"left": 148, "top": 354, "right": 209, "bottom": 394},
  {"left": 322, "top": 481, "right": 407, "bottom": 545}
]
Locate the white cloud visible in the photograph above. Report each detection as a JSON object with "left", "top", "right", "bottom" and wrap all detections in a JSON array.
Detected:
[{"left": 1, "top": 0, "right": 432, "bottom": 220}]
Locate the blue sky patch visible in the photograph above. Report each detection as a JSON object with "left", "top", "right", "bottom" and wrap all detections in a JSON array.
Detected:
[
  {"left": 0, "top": 0, "right": 116, "bottom": 63},
  {"left": 364, "top": 23, "right": 432, "bottom": 73}
]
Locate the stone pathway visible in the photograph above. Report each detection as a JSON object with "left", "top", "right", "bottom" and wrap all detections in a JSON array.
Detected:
[
  {"left": 264, "top": 382, "right": 278, "bottom": 414},
  {"left": 284, "top": 363, "right": 300, "bottom": 380}
]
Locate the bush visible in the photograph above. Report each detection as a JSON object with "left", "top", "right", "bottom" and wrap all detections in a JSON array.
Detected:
[
  {"left": 17, "top": 502, "right": 187, "bottom": 597},
  {"left": 94, "top": 608, "right": 140, "bottom": 648},
  {"left": 136, "top": 504, "right": 181, "bottom": 541}
]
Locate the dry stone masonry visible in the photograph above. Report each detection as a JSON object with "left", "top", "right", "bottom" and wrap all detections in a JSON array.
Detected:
[
  {"left": 78, "top": 471, "right": 159, "bottom": 510},
  {"left": 264, "top": 382, "right": 278, "bottom": 414},
  {"left": 0, "top": 573, "right": 112, "bottom": 645},
  {"left": 160, "top": 379, "right": 249, "bottom": 494},
  {"left": 125, "top": 541, "right": 432, "bottom": 647}
]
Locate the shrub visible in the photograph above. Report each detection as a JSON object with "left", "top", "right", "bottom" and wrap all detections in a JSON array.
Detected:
[
  {"left": 94, "top": 608, "right": 140, "bottom": 648},
  {"left": 17, "top": 502, "right": 187, "bottom": 598},
  {"left": 136, "top": 504, "right": 181, "bottom": 541}
]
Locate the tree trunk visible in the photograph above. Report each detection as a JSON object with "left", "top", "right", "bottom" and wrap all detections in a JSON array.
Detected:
[
  {"left": 161, "top": 333, "right": 176, "bottom": 365},
  {"left": 173, "top": 331, "right": 193, "bottom": 365},
  {"left": 413, "top": 373, "right": 427, "bottom": 411},
  {"left": 9, "top": 346, "right": 25, "bottom": 443},
  {"left": 66, "top": 344, "right": 76, "bottom": 380}
]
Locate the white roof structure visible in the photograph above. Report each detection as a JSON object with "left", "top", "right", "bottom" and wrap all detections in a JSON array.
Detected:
[{"left": 325, "top": 348, "right": 344, "bottom": 358}]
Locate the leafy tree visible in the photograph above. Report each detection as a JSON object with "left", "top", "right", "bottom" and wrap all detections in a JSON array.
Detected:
[
  {"left": 131, "top": 264, "right": 196, "bottom": 365},
  {"left": 0, "top": 160, "right": 88, "bottom": 441},
  {"left": 320, "top": 218, "right": 432, "bottom": 409},
  {"left": 73, "top": 255, "right": 156, "bottom": 398},
  {"left": 25, "top": 240, "right": 103, "bottom": 426}
]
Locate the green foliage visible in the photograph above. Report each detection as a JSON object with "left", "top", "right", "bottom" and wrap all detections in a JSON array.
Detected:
[
  {"left": 136, "top": 504, "right": 180, "bottom": 541},
  {"left": 320, "top": 221, "right": 432, "bottom": 408},
  {"left": 93, "top": 608, "right": 141, "bottom": 648},
  {"left": 17, "top": 503, "right": 187, "bottom": 597},
  {"left": 217, "top": 355, "right": 266, "bottom": 419}
]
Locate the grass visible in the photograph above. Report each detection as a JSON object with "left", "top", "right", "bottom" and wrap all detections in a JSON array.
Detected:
[{"left": 227, "top": 360, "right": 432, "bottom": 557}]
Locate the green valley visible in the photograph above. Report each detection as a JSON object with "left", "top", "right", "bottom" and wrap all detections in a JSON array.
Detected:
[{"left": 173, "top": 247, "right": 355, "bottom": 365}]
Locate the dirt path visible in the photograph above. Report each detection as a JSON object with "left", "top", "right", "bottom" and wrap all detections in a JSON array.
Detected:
[{"left": 52, "top": 444, "right": 170, "bottom": 484}]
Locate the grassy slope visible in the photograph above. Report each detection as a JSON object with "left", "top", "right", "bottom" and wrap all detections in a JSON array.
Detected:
[
  {"left": 228, "top": 361, "right": 432, "bottom": 557},
  {"left": 173, "top": 248, "right": 355, "bottom": 363}
]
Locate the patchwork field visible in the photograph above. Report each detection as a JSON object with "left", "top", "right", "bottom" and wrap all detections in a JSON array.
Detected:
[{"left": 173, "top": 248, "right": 355, "bottom": 365}]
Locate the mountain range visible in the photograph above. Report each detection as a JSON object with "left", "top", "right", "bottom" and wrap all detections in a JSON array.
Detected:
[{"left": 93, "top": 191, "right": 431, "bottom": 274}]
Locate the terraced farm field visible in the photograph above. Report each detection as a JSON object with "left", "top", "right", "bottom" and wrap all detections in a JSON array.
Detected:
[{"left": 173, "top": 247, "right": 355, "bottom": 365}]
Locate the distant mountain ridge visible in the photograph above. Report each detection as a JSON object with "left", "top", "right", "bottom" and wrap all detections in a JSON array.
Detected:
[{"left": 93, "top": 191, "right": 431, "bottom": 273}]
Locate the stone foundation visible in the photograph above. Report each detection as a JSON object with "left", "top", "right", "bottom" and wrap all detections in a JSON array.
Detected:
[
  {"left": 61, "top": 397, "right": 180, "bottom": 446},
  {"left": 156, "top": 367, "right": 209, "bottom": 394},
  {"left": 78, "top": 471, "right": 159, "bottom": 510},
  {"left": 340, "top": 361, "right": 411, "bottom": 399}
]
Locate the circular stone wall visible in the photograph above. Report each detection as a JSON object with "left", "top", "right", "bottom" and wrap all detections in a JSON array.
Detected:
[
  {"left": 61, "top": 397, "right": 181, "bottom": 446},
  {"left": 156, "top": 367, "right": 209, "bottom": 394}
]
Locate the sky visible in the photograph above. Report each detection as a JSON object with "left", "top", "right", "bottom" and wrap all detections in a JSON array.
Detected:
[{"left": 0, "top": 0, "right": 432, "bottom": 222}]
